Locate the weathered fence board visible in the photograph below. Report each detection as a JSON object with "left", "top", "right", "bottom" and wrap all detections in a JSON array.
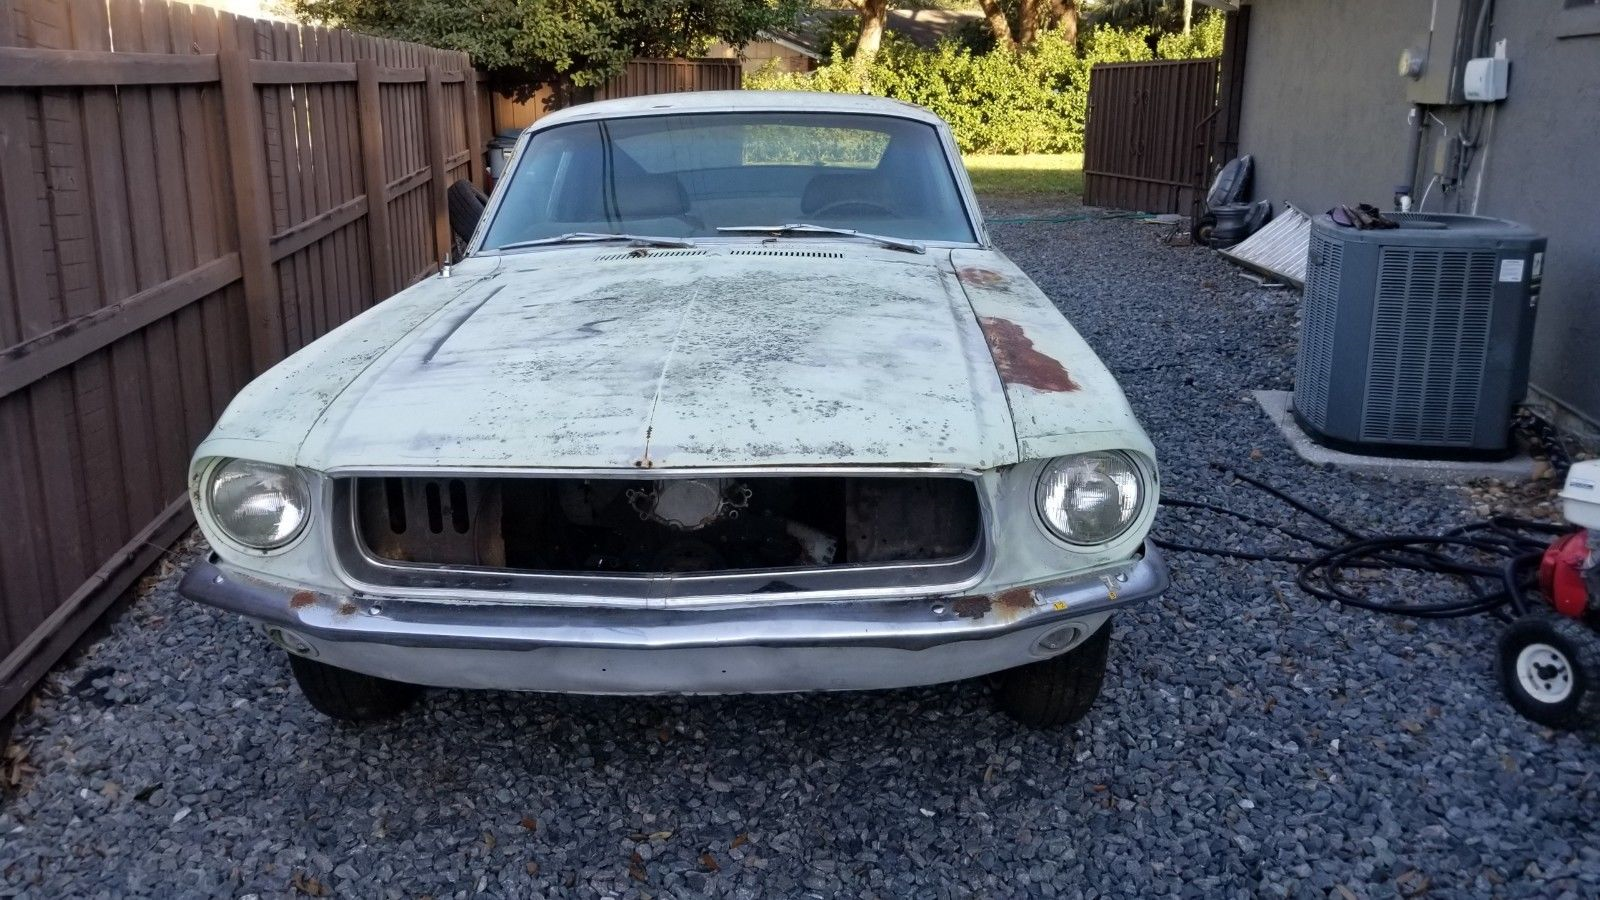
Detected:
[{"left": 0, "top": 0, "right": 483, "bottom": 719}]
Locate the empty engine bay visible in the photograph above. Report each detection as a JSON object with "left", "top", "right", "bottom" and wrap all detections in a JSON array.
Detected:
[{"left": 351, "top": 475, "right": 983, "bottom": 577}]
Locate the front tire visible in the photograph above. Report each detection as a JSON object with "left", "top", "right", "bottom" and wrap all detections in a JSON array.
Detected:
[
  {"left": 288, "top": 654, "right": 421, "bottom": 722},
  {"left": 1498, "top": 612, "right": 1600, "bottom": 730},
  {"left": 994, "top": 619, "right": 1112, "bottom": 728}
]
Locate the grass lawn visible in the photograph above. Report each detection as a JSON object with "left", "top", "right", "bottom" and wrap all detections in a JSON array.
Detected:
[{"left": 961, "top": 153, "right": 1085, "bottom": 198}]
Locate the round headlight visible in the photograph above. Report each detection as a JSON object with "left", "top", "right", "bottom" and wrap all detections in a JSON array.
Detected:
[
  {"left": 207, "top": 459, "right": 310, "bottom": 550},
  {"left": 1036, "top": 452, "right": 1144, "bottom": 545}
]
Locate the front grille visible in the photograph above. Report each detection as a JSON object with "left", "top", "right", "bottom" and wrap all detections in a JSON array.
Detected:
[{"left": 333, "top": 473, "right": 987, "bottom": 599}]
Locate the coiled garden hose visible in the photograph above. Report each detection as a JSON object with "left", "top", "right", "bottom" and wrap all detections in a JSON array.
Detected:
[{"left": 1154, "top": 462, "right": 1565, "bottom": 621}]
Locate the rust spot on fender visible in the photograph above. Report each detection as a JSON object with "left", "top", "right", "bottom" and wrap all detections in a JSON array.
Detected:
[
  {"left": 950, "top": 587, "right": 1039, "bottom": 623},
  {"left": 993, "top": 587, "right": 1039, "bottom": 623},
  {"left": 957, "top": 266, "right": 1011, "bottom": 289},
  {"left": 950, "top": 594, "right": 992, "bottom": 620},
  {"left": 289, "top": 591, "right": 317, "bottom": 610},
  {"left": 976, "top": 316, "right": 1080, "bottom": 393},
  {"left": 996, "top": 587, "right": 1037, "bottom": 612},
  {"left": 337, "top": 602, "right": 359, "bottom": 616}
]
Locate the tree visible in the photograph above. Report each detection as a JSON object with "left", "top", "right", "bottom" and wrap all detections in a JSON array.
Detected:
[
  {"left": 974, "top": 0, "right": 1079, "bottom": 50},
  {"left": 287, "top": 0, "right": 801, "bottom": 93},
  {"left": 1047, "top": 0, "right": 1079, "bottom": 45},
  {"left": 848, "top": 0, "right": 890, "bottom": 61}
]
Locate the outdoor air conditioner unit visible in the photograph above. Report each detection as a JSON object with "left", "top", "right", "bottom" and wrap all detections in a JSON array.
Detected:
[{"left": 1293, "top": 212, "right": 1545, "bottom": 458}]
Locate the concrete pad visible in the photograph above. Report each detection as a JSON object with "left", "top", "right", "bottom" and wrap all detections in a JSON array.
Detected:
[{"left": 1252, "top": 390, "right": 1538, "bottom": 483}]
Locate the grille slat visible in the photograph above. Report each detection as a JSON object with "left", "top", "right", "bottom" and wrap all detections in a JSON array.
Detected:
[
  {"left": 728, "top": 249, "right": 845, "bottom": 259},
  {"left": 592, "top": 249, "right": 708, "bottom": 261}
]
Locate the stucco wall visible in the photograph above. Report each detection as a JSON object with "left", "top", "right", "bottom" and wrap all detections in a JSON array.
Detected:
[{"left": 1236, "top": 0, "right": 1600, "bottom": 428}]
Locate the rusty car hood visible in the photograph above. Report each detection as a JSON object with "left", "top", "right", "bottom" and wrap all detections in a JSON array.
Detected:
[
  {"left": 196, "top": 245, "right": 1150, "bottom": 473},
  {"left": 948, "top": 250, "right": 1154, "bottom": 462},
  {"left": 238, "top": 248, "right": 1019, "bottom": 470}
]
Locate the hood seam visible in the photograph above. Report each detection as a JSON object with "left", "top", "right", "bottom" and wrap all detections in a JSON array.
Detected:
[{"left": 638, "top": 283, "right": 704, "bottom": 467}]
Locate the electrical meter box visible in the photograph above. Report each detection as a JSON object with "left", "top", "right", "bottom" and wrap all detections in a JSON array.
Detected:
[
  {"left": 1463, "top": 57, "right": 1509, "bottom": 102},
  {"left": 1404, "top": 0, "right": 1489, "bottom": 105}
]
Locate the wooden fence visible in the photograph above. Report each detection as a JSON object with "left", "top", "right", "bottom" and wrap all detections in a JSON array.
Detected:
[
  {"left": 1082, "top": 58, "right": 1222, "bottom": 219},
  {"left": 0, "top": 0, "right": 482, "bottom": 718},
  {"left": 490, "top": 57, "right": 743, "bottom": 131}
]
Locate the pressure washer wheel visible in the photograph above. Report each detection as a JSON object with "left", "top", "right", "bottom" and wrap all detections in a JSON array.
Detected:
[{"left": 1498, "top": 612, "right": 1600, "bottom": 729}]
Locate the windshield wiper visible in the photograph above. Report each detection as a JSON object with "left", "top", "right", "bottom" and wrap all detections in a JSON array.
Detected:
[
  {"left": 716, "top": 224, "right": 926, "bottom": 255},
  {"left": 493, "top": 232, "right": 696, "bottom": 251}
]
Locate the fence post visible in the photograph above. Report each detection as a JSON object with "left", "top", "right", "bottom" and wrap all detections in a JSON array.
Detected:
[
  {"left": 464, "top": 66, "right": 485, "bottom": 188},
  {"left": 356, "top": 57, "right": 395, "bottom": 301},
  {"left": 218, "top": 44, "right": 285, "bottom": 373},
  {"left": 423, "top": 63, "right": 450, "bottom": 264}
]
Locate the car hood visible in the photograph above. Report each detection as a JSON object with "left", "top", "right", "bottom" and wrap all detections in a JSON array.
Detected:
[{"left": 206, "top": 247, "right": 1030, "bottom": 472}]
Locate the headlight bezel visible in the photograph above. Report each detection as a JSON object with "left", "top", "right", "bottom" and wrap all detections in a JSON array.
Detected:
[
  {"left": 202, "top": 457, "right": 313, "bottom": 553},
  {"left": 1033, "top": 450, "right": 1149, "bottom": 548}
]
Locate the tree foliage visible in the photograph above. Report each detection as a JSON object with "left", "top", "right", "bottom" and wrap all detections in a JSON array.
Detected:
[
  {"left": 748, "top": 12, "right": 1224, "bottom": 154},
  {"left": 1084, "top": 0, "right": 1192, "bottom": 32},
  {"left": 287, "top": 0, "right": 801, "bottom": 92}
]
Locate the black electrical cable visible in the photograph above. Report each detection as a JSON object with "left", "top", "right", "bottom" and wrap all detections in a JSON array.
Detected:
[{"left": 1153, "top": 463, "right": 1561, "bottom": 621}]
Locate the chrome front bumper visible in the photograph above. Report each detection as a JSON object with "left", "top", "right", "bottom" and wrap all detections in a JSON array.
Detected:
[{"left": 179, "top": 544, "right": 1169, "bottom": 694}]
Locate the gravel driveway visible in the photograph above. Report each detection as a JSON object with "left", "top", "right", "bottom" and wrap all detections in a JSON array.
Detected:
[{"left": 3, "top": 197, "right": 1596, "bottom": 899}]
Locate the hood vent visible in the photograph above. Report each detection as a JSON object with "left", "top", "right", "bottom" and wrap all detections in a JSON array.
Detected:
[
  {"left": 592, "top": 249, "right": 707, "bottom": 261},
  {"left": 729, "top": 249, "right": 845, "bottom": 259}
]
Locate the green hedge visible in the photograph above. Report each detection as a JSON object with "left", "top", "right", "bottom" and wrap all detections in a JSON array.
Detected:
[{"left": 746, "top": 17, "right": 1224, "bottom": 155}]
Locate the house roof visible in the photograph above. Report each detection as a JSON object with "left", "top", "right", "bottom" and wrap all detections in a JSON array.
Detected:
[
  {"left": 755, "top": 27, "right": 823, "bottom": 60},
  {"left": 881, "top": 8, "right": 986, "bottom": 48}
]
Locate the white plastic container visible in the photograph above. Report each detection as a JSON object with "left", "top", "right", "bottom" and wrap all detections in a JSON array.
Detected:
[{"left": 1561, "top": 460, "right": 1600, "bottom": 529}]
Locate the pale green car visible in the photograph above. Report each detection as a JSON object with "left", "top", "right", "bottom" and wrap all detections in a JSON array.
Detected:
[{"left": 181, "top": 92, "right": 1167, "bottom": 727}]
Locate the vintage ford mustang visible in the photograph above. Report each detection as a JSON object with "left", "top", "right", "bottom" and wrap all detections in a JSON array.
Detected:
[{"left": 180, "top": 92, "right": 1167, "bottom": 727}]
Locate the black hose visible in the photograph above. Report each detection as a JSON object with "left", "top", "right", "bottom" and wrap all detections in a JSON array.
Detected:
[{"left": 1154, "top": 465, "right": 1558, "bottom": 620}]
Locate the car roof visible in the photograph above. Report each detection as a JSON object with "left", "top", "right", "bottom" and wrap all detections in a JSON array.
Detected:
[{"left": 527, "top": 90, "right": 947, "bottom": 131}]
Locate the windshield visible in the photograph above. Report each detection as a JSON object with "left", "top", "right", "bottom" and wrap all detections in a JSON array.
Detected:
[{"left": 478, "top": 111, "right": 978, "bottom": 248}]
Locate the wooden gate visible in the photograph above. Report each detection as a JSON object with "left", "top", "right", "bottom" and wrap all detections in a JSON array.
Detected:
[
  {"left": 1082, "top": 58, "right": 1221, "bottom": 217},
  {"left": 0, "top": 0, "right": 483, "bottom": 719}
]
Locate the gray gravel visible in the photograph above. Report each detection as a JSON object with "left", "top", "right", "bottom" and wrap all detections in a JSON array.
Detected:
[{"left": 3, "top": 196, "right": 1597, "bottom": 899}]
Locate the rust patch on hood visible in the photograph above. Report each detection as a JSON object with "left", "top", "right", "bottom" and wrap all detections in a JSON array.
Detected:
[
  {"left": 958, "top": 266, "right": 1011, "bottom": 289},
  {"left": 289, "top": 591, "right": 317, "bottom": 610},
  {"left": 976, "top": 316, "right": 1080, "bottom": 393}
]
